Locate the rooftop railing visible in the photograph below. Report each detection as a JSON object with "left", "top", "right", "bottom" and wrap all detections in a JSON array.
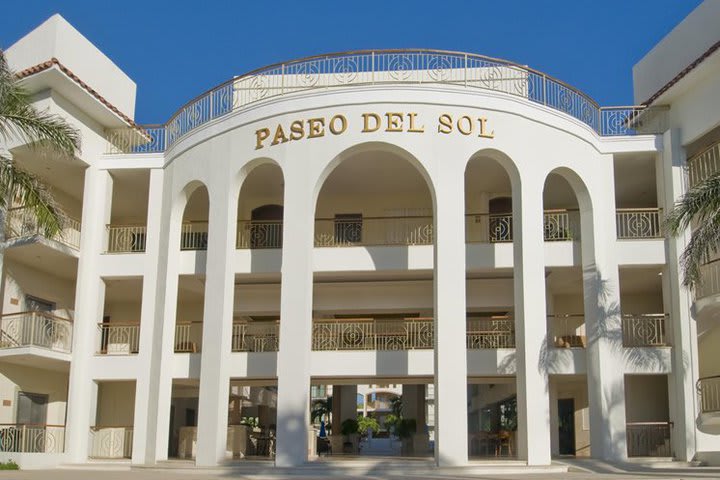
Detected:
[{"left": 105, "top": 50, "right": 668, "bottom": 154}]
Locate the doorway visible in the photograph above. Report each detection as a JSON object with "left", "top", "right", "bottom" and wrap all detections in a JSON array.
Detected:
[{"left": 558, "top": 398, "right": 576, "bottom": 455}]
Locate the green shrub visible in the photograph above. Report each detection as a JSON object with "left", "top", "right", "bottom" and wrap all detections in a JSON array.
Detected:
[
  {"left": 357, "top": 415, "right": 379, "bottom": 435},
  {"left": 0, "top": 460, "right": 19, "bottom": 470}
]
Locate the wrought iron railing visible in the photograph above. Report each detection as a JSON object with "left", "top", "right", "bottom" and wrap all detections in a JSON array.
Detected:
[
  {"left": 312, "top": 318, "right": 434, "bottom": 350},
  {"left": 688, "top": 141, "right": 720, "bottom": 187},
  {"left": 0, "top": 424, "right": 65, "bottom": 453},
  {"left": 104, "top": 50, "right": 667, "bottom": 154},
  {"left": 315, "top": 216, "right": 433, "bottom": 247},
  {"left": 465, "top": 210, "right": 578, "bottom": 243},
  {"left": 698, "top": 376, "right": 720, "bottom": 414},
  {"left": 466, "top": 317, "right": 515, "bottom": 348},
  {"left": 231, "top": 322, "right": 279, "bottom": 352},
  {"left": 549, "top": 314, "right": 587, "bottom": 348},
  {"left": 5, "top": 207, "right": 81, "bottom": 249},
  {"left": 106, "top": 225, "right": 147, "bottom": 253},
  {"left": 96, "top": 322, "right": 140, "bottom": 355},
  {"left": 88, "top": 426, "right": 133, "bottom": 459},
  {"left": 697, "top": 258, "right": 720, "bottom": 299},
  {"left": 626, "top": 422, "right": 672, "bottom": 457},
  {"left": 174, "top": 321, "right": 202, "bottom": 353},
  {"left": 237, "top": 220, "right": 283, "bottom": 249},
  {"left": 616, "top": 208, "right": 662, "bottom": 239},
  {"left": 181, "top": 222, "right": 209, "bottom": 250},
  {"left": 0, "top": 312, "right": 73, "bottom": 353},
  {"left": 622, "top": 314, "right": 669, "bottom": 347}
]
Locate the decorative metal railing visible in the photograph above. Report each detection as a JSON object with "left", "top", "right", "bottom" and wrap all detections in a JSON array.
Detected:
[
  {"left": 5, "top": 207, "right": 81, "bottom": 249},
  {"left": 237, "top": 220, "right": 283, "bottom": 249},
  {"left": 688, "top": 141, "right": 720, "bottom": 187},
  {"left": 626, "top": 422, "right": 672, "bottom": 457},
  {"left": 622, "top": 314, "right": 669, "bottom": 347},
  {"left": 96, "top": 322, "right": 140, "bottom": 354},
  {"left": 549, "top": 314, "right": 587, "bottom": 348},
  {"left": 312, "top": 318, "right": 434, "bottom": 350},
  {"left": 88, "top": 426, "right": 133, "bottom": 459},
  {"left": 698, "top": 376, "right": 720, "bottom": 414},
  {"left": 0, "top": 312, "right": 73, "bottom": 353},
  {"left": 174, "top": 321, "right": 202, "bottom": 353},
  {"left": 543, "top": 210, "right": 577, "bottom": 241},
  {"left": 0, "top": 424, "right": 65, "bottom": 453},
  {"left": 231, "top": 322, "right": 280, "bottom": 352},
  {"left": 697, "top": 258, "right": 720, "bottom": 299},
  {"left": 104, "top": 50, "right": 667, "bottom": 154},
  {"left": 106, "top": 225, "right": 147, "bottom": 253},
  {"left": 315, "top": 216, "right": 433, "bottom": 247},
  {"left": 616, "top": 208, "right": 662, "bottom": 239},
  {"left": 466, "top": 317, "right": 515, "bottom": 348},
  {"left": 181, "top": 222, "right": 209, "bottom": 250},
  {"left": 465, "top": 210, "right": 578, "bottom": 243}
]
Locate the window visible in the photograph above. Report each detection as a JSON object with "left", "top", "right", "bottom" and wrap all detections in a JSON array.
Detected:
[{"left": 334, "top": 214, "right": 362, "bottom": 244}]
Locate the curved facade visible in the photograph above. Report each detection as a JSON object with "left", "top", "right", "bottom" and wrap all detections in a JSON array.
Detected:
[{"left": 2, "top": 5, "right": 720, "bottom": 470}]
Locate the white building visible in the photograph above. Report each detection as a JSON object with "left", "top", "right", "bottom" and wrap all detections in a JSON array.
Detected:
[{"left": 0, "top": 2, "right": 719, "bottom": 470}]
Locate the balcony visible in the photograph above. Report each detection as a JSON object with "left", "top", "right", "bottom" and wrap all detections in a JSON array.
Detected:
[
  {"left": 5, "top": 207, "right": 81, "bottom": 250},
  {"left": 697, "top": 376, "right": 720, "bottom": 434},
  {"left": 88, "top": 426, "right": 133, "bottom": 459},
  {"left": 688, "top": 141, "right": 720, "bottom": 188},
  {"left": 696, "top": 259, "right": 720, "bottom": 300},
  {"left": 549, "top": 314, "right": 670, "bottom": 348},
  {"left": 0, "top": 424, "right": 65, "bottom": 453},
  {"left": 626, "top": 422, "right": 672, "bottom": 457},
  {"left": 106, "top": 225, "right": 147, "bottom": 253},
  {"left": 96, "top": 322, "right": 140, "bottom": 355},
  {"left": 231, "top": 322, "right": 280, "bottom": 352},
  {"left": 0, "top": 312, "right": 72, "bottom": 354},
  {"left": 174, "top": 321, "right": 202, "bottom": 353}
]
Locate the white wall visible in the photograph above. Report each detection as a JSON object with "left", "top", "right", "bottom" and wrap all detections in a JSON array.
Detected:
[
  {"left": 96, "top": 381, "right": 135, "bottom": 426},
  {"left": 0, "top": 364, "right": 68, "bottom": 425},
  {"left": 2, "top": 259, "right": 76, "bottom": 317}
]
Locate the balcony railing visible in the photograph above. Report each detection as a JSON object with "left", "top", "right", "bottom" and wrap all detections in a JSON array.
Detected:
[
  {"left": 181, "top": 222, "right": 208, "bottom": 250},
  {"left": 231, "top": 322, "right": 280, "bottom": 352},
  {"left": 698, "top": 376, "right": 720, "bottom": 414},
  {"left": 315, "top": 216, "right": 433, "bottom": 247},
  {"left": 174, "top": 321, "right": 202, "bottom": 353},
  {"left": 89, "top": 426, "right": 133, "bottom": 459},
  {"left": 0, "top": 424, "right": 65, "bottom": 453},
  {"left": 616, "top": 208, "right": 662, "bottom": 239},
  {"left": 237, "top": 220, "right": 283, "bottom": 249},
  {"left": 549, "top": 314, "right": 586, "bottom": 348},
  {"left": 466, "top": 317, "right": 515, "bottom": 348},
  {"left": 688, "top": 141, "right": 720, "bottom": 187},
  {"left": 312, "top": 318, "right": 434, "bottom": 350},
  {"left": 697, "top": 259, "right": 720, "bottom": 299},
  {"left": 626, "top": 422, "right": 672, "bottom": 457},
  {"left": 105, "top": 50, "right": 668, "bottom": 155},
  {"left": 622, "top": 314, "right": 669, "bottom": 347},
  {"left": 96, "top": 323, "right": 140, "bottom": 355},
  {"left": 106, "top": 225, "right": 147, "bottom": 253},
  {"left": 0, "top": 312, "right": 73, "bottom": 353},
  {"left": 466, "top": 211, "right": 579, "bottom": 243},
  {"left": 5, "top": 207, "right": 81, "bottom": 249}
]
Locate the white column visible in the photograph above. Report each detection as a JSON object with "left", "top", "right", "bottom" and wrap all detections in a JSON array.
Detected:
[
  {"left": 658, "top": 129, "right": 698, "bottom": 461},
  {"left": 549, "top": 379, "right": 560, "bottom": 456},
  {"left": 513, "top": 175, "right": 551, "bottom": 465},
  {"left": 134, "top": 171, "right": 182, "bottom": 463},
  {"left": 65, "top": 167, "right": 113, "bottom": 462},
  {"left": 582, "top": 169, "right": 627, "bottom": 461},
  {"left": 195, "top": 181, "right": 236, "bottom": 466},
  {"left": 433, "top": 162, "right": 468, "bottom": 466},
  {"left": 275, "top": 169, "right": 314, "bottom": 467}
]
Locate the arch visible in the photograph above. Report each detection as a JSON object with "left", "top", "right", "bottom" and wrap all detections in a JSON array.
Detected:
[
  {"left": 236, "top": 159, "right": 285, "bottom": 250},
  {"left": 180, "top": 182, "right": 210, "bottom": 251}
]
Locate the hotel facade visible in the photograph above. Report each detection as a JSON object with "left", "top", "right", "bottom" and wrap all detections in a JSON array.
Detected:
[{"left": 1, "top": 1, "right": 720, "bottom": 470}]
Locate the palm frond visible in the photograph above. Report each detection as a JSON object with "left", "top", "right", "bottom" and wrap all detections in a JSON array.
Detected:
[
  {"left": 679, "top": 213, "right": 720, "bottom": 287},
  {"left": 0, "top": 158, "right": 65, "bottom": 239}
]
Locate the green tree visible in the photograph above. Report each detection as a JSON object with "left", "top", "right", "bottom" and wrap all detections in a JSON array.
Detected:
[
  {"left": 665, "top": 172, "right": 720, "bottom": 287},
  {"left": 356, "top": 415, "right": 379, "bottom": 436},
  {"left": 310, "top": 396, "right": 332, "bottom": 424},
  {"left": 0, "top": 49, "right": 79, "bottom": 289}
]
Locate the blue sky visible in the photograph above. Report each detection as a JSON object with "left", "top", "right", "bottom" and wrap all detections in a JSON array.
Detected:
[{"left": 0, "top": 1, "right": 703, "bottom": 124}]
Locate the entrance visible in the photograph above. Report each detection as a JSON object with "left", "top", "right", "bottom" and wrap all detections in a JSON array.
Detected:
[{"left": 558, "top": 398, "right": 576, "bottom": 455}]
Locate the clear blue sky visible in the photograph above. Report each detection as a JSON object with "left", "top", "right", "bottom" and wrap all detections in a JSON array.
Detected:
[{"left": 0, "top": 0, "right": 703, "bottom": 124}]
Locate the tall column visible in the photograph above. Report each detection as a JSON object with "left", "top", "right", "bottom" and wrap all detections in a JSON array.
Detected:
[
  {"left": 275, "top": 167, "right": 314, "bottom": 467},
  {"left": 403, "top": 384, "right": 428, "bottom": 454},
  {"left": 513, "top": 175, "right": 551, "bottom": 465},
  {"left": 582, "top": 163, "right": 627, "bottom": 461},
  {"left": 659, "top": 129, "right": 698, "bottom": 461},
  {"left": 195, "top": 181, "right": 237, "bottom": 466},
  {"left": 65, "top": 167, "right": 113, "bottom": 462},
  {"left": 433, "top": 162, "right": 468, "bottom": 466}
]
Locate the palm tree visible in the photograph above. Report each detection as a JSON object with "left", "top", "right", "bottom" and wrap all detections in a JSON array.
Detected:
[
  {"left": 311, "top": 396, "right": 333, "bottom": 425},
  {"left": 665, "top": 171, "right": 720, "bottom": 287}
]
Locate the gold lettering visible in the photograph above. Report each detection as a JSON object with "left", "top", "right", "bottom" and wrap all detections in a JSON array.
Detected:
[
  {"left": 307, "top": 118, "right": 325, "bottom": 138},
  {"left": 407, "top": 113, "right": 425, "bottom": 133},
  {"left": 457, "top": 116, "right": 473, "bottom": 135},
  {"left": 328, "top": 114, "right": 348, "bottom": 135},
  {"left": 478, "top": 117, "right": 495, "bottom": 138},
  {"left": 362, "top": 113, "right": 381, "bottom": 133},
  {"left": 271, "top": 124, "right": 289, "bottom": 145},
  {"left": 255, "top": 128, "right": 270, "bottom": 149},
  {"left": 289, "top": 120, "right": 305, "bottom": 140},
  {"left": 385, "top": 112, "right": 404, "bottom": 132},
  {"left": 438, "top": 114, "right": 452, "bottom": 134}
]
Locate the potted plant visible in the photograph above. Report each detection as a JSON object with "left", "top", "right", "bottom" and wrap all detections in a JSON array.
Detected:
[{"left": 396, "top": 418, "right": 417, "bottom": 455}]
